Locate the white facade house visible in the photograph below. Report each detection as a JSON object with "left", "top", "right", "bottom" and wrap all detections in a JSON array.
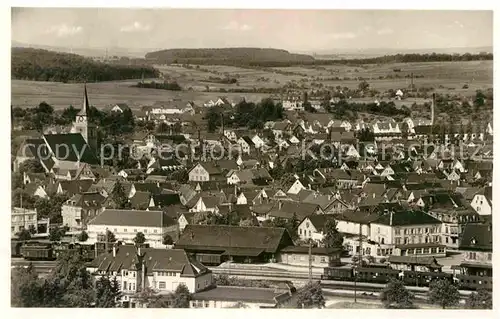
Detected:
[
  {"left": 282, "top": 99, "right": 303, "bottom": 111},
  {"left": 470, "top": 188, "right": 492, "bottom": 215},
  {"left": 251, "top": 135, "right": 265, "bottom": 149},
  {"left": 287, "top": 179, "right": 306, "bottom": 194},
  {"left": 87, "top": 245, "right": 214, "bottom": 307},
  {"left": 87, "top": 209, "right": 178, "bottom": 248}
]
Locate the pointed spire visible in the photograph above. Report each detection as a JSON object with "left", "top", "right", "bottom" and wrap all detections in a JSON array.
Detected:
[{"left": 79, "top": 82, "right": 90, "bottom": 116}]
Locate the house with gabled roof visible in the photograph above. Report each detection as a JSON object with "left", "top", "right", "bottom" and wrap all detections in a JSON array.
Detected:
[
  {"left": 297, "top": 214, "right": 337, "bottom": 243},
  {"left": 62, "top": 191, "right": 106, "bottom": 231},
  {"left": 87, "top": 245, "right": 213, "bottom": 307},
  {"left": 175, "top": 225, "right": 294, "bottom": 265},
  {"left": 457, "top": 222, "right": 492, "bottom": 276},
  {"left": 87, "top": 209, "right": 178, "bottom": 247},
  {"left": 470, "top": 186, "right": 492, "bottom": 216},
  {"left": 189, "top": 196, "right": 222, "bottom": 214}
]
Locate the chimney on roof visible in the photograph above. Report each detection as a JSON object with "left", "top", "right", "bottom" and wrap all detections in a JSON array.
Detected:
[{"left": 389, "top": 210, "right": 393, "bottom": 226}]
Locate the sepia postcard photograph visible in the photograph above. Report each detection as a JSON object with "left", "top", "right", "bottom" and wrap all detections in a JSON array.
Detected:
[{"left": 7, "top": 2, "right": 496, "bottom": 313}]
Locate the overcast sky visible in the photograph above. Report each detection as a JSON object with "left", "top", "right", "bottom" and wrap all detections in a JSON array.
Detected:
[{"left": 11, "top": 8, "right": 493, "bottom": 52}]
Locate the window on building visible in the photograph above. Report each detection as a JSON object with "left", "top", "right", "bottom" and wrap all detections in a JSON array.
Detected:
[
  {"left": 377, "top": 249, "right": 381, "bottom": 256},
  {"left": 134, "top": 229, "right": 137, "bottom": 233},
  {"left": 395, "top": 229, "right": 400, "bottom": 235},
  {"left": 159, "top": 281, "right": 166, "bottom": 289},
  {"left": 204, "top": 301, "right": 210, "bottom": 308},
  {"left": 431, "top": 248, "right": 437, "bottom": 254},
  {"left": 114, "top": 228, "right": 117, "bottom": 232},
  {"left": 415, "top": 248, "right": 422, "bottom": 254},
  {"left": 123, "top": 281, "right": 128, "bottom": 290},
  {"left": 407, "top": 249, "right": 414, "bottom": 255},
  {"left": 438, "top": 247, "right": 445, "bottom": 253},
  {"left": 124, "top": 228, "right": 128, "bottom": 232},
  {"left": 395, "top": 237, "right": 401, "bottom": 245},
  {"left": 445, "top": 237, "right": 449, "bottom": 243},
  {"left": 423, "top": 248, "right": 429, "bottom": 254},
  {"left": 320, "top": 257, "right": 326, "bottom": 263},
  {"left": 124, "top": 271, "right": 128, "bottom": 276},
  {"left": 299, "top": 229, "right": 302, "bottom": 235},
  {"left": 488, "top": 253, "right": 492, "bottom": 261},
  {"left": 154, "top": 230, "right": 158, "bottom": 233}
]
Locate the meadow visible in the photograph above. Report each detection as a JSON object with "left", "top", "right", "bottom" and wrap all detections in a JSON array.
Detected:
[
  {"left": 10, "top": 79, "right": 270, "bottom": 110},
  {"left": 11, "top": 60, "right": 492, "bottom": 110}
]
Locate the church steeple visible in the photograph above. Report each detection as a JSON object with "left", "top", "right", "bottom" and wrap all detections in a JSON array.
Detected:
[
  {"left": 72, "top": 83, "right": 97, "bottom": 151},
  {"left": 78, "top": 82, "right": 90, "bottom": 117}
]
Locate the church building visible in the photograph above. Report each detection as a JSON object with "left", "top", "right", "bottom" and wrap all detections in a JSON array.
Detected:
[{"left": 14, "top": 84, "right": 100, "bottom": 175}]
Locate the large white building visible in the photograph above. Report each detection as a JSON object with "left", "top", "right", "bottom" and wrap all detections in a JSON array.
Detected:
[
  {"left": 87, "top": 209, "right": 178, "bottom": 248},
  {"left": 87, "top": 245, "right": 213, "bottom": 307}
]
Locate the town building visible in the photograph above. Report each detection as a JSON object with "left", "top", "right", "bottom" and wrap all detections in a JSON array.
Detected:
[{"left": 87, "top": 245, "right": 213, "bottom": 307}]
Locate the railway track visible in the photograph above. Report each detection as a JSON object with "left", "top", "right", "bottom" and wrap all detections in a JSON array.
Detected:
[{"left": 10, "top": 260, "right": 474, "bottom": 297}]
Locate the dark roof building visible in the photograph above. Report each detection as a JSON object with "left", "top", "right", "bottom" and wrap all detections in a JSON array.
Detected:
[{"left": 175, "top": 225, "right": 294, "bottom": 264}]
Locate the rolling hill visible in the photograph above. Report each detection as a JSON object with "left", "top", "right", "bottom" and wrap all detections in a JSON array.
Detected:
[
  {"left": 11, "top": 47, "right": 159, "bottom": 83},
  {"left": 145, "top": 47, "right": 315, "bottom": 66}
]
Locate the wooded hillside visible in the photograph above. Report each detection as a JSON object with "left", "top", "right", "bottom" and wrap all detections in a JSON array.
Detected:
[{"left": 12, "top": 47, "right": 160, "bottom": 82}]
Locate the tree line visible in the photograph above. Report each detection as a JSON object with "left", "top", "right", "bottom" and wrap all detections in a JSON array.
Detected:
[
  {"left": 205, "top": 98, "right": 284, "bottom": 132},
  {"left": 12, "top": 48, "right": 159, "bottom": 83}
]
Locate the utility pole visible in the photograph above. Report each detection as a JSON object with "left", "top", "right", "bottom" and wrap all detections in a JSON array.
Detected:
[
  {"left": 308, "top": 240, "right": 313, "bottom": 282},
  {"left": 354, "top": 222, "right": 362, "bottom": 303}
]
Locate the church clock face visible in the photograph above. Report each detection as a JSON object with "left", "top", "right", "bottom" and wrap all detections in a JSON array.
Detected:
[{"left": 77, "top": 116, "right": 86, "bottom": 123}]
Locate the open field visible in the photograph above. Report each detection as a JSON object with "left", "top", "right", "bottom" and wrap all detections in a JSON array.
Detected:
[
  {"left": 158, "top": 60, "right": 492, "bottom": 96},
  {"left": 11, "top": 60, "right": 492, "bottom": 109},
  {"left": 274, "top": 61, "right": 493, "bottom": 95},
  {"left": 11, "top": 79, "right": 270, "bottom": 109}
]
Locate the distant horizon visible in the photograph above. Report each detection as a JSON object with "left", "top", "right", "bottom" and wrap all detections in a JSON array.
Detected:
[
  {"left": 12, "top": 8, "right": 492, "bottom": 54},
  {"left": 11, "top": 40, "right": 494, "bottom": 59}
]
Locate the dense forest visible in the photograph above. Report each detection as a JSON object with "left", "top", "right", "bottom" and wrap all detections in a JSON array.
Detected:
[
  {"left": 325, "top": 52, "right": 493, "bottom": 65},
  {"left": 12, "top": 48, "right": 160, "bottom": 82},
  {"left": 145, "top": 47, "right": 492, "bottom": 67},
  {"left": 145, "top": 47, "right": 315, "bottom": 66}
]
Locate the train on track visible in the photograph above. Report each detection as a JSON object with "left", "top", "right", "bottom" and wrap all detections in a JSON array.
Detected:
[
  {"left": 11, "top": 240, "right": 109, "bottom": 261},
  {"left": 321, "top": 265, "right": 492, "bottom": 291}
]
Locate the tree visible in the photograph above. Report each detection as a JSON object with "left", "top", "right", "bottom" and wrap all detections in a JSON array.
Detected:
[
  {"left": 111, "top": 181, "right": 130, "bottom": 209},
  {"left": 358, "top": 80, "right": 370, "bottom": 91},
  {"left": 18, "top": 159, "right": 45, "bottom": 174},
  {"left": 42, "top": 251, "right": 95, "bottom": 307},
  {"left": 171, "top": 284, "right": 191, "bottom": 308},
  {"left": 380, "top": 279, "right": 415, "bottom": 309},
  {"left": 428, "top": 279, "right": 460, "bottom": 309},
  {"left": 465, "top": 288, "right": 492, "bottom": 309},
  {"left": 296, "top": 281, "right": 325, "bottom": 309},
  {"left": 205, "top": 107, "right": 221, "bottom": 133},
  {"left": 322, "top": 220, "right": 344, "bottom": 249},
  {"left": 162, "top": 233, "right": 174, "bottom": 246},
  {"left": 106, "top": 229, "right": 117, "bottom": 244},
  {"left": 133, "top": 232, "right": 146, "bottom": 244},
  {"left": 133, "top": 287, "right": 161, "bottom": 308},
  {"left": 11, "top": 264, "right": 43, "bottom": 307},
  {"left": 77, "top": 230, "right": 89, "bottom": 242},
  {"left": 95, "top": 276, "right": 121, "bottom": 308},
  {"left": 49, "top": 226, "right": 67, "bottom": 242},
  {"left": 17, "top": 229, "right": 32, "bottom": 241}
]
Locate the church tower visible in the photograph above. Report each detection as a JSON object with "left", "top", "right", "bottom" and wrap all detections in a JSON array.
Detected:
[{"left": 72, "top": 84, "right": 97, "bottom": 151}]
